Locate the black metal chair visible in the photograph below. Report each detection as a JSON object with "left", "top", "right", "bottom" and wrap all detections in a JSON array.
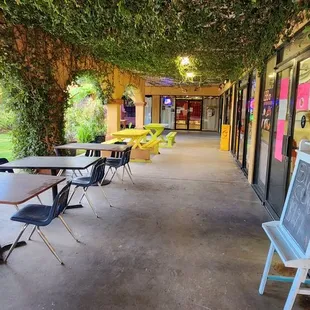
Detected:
[
  {"left": 67, "top": 158, "right": 112, "bottom": 217},
  {"left": 110, "top": 141, "right": 127, "bottom": 159},
  {"left": 105, "top": 146, "right": 134, "bottom": 184},
  {"left": 5, "top": 182, "right": 78, "bottom": 265},
  {"left": 0, "top": 158, "right": 14, "bottom": 173}
]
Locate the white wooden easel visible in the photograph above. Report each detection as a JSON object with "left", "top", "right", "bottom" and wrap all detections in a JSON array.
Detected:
[{"left": 259, "top": 140, "right": 310, "bottom": 310}]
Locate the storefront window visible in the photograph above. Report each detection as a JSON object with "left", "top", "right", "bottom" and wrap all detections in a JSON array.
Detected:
[
  {"left": 292, "top": 57, "right": 310, "bottom": 171},
  {"left": 202, "top": 97, "right": 220, "bottom": 131},
  {"left": 255, "top": 56, "right": 277, "bottom": 190},
  {"left": 246, "top": 72, "right": 256, "bottom": 171},
  {"left": 145, "top": 96, "right": 152, "bottom": 125},
  {"left": 161, "top": 96, "right": 175, "bottom": 129},
  {"left": 283, "top": 32, "right": 309, "bottom": 61},
  {"left": 267, "top": 67, "right": 292, "bottom": 216}
]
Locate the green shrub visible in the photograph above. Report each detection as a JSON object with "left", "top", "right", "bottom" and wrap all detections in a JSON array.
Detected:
[
  {"left": 65, "top": 74, "right": 107, "bottom": 143},
  {"left": 0, "top": 108, "right": 15, "bottom": 131}
]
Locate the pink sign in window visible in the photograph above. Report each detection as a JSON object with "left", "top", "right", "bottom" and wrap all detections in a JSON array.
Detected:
[{"left": 296, "top": 82, "right": 310, "bottom": 111}]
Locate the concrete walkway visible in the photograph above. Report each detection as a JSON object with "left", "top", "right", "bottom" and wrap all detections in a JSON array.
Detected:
[{"left": 0, "top": 132, "right": 309, "bottom": 309}]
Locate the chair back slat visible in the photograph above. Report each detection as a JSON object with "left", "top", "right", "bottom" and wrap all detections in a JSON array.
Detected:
[
  {"left": 111, "top": 141, "right": 127, "bottom": 158},
  {"left": 121, "top": 146, "right": 132, "bottom": 165},
  {"left": 52, "top": 182, "right": 72, "bottom": 218},
  {"left": 89, "top": 158, "right": 106, "bottom": 185}
]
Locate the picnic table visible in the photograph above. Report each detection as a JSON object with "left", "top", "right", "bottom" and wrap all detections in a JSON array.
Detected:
[
  {"left": 112, "top": 129, "right": 150, "bottom": 149},
  {"left": 144, "top": 123, "right": 168, "bottom": 142},
  {"left": 0, "top": 173, "right": 65, "bottom": 261}
]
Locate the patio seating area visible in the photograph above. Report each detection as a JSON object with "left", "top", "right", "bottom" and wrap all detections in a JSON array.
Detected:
[{"left": 0, "top": 132, "right": 308, "bottom": 310}]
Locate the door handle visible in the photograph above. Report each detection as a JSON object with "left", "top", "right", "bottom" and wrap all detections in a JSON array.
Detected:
[{"left": 282, "top": 135, "right": 291, "bottom": 157}]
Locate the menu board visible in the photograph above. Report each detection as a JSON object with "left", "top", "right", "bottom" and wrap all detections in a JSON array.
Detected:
[{"left": 283, "top": 159, "right": 310, "bottom": 253}]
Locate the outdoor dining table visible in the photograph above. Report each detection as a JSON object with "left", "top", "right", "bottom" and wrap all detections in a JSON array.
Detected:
[
  {"left": 0, "top": 173, "right": 65, "bottom": 261},
  {"left": 54, "top": 142, "right": 128, "bottom": 154},
  {"left": 54, "top": 143, "right": 128, "bottom": 185},
  {"left": 0, "top": 156, "right": 100, "bottom": 199},
  {"left": 112, "top": 129, "right": 150, "bottom": 149},
  {"left": 144, "top": 123, "right": 169, "bottom": 142}
]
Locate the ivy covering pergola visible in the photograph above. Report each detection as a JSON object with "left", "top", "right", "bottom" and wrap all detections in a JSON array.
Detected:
[
  {"left": 0, "top": 1, "right": 308, "bottom": 158},
  {"left": 2, "top": 0, "right": 308, "bottom": 81}
]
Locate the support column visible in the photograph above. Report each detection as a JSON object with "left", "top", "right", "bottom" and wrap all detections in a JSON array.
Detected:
[
  {"left": 135, "top": 101, "right": 146, "bottom": 129},
  {"left": 106, "top": 99, "right": 122, "bottom": 139},
  {"left": 152, "top": 95, "right": 160, "bottom": 123}
]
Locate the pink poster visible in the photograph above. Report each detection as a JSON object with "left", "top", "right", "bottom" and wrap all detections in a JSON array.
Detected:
[
  {"left": 279, "top": 78, "right": 289, "bottom": 100},
  {"left": 296, "top": 82, "right": 310, "bottom": 111},
  {"left": 275, "top": 120, "right": 285, "bottom": 162}
]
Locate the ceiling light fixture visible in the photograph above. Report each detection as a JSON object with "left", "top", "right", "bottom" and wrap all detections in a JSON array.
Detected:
[{"left": 181, "top": 57, "right": 190, "bottom": 66}]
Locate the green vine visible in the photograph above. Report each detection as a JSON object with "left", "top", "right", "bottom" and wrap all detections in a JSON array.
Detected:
[
  {"left": 0, "top": 1, "right": 308, "bottom": 157},
  {"left": 0, "top": 21, "right": 114, "bottom": 158}
]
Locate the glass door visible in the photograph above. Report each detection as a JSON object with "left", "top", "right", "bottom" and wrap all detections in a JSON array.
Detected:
[
  {"left": 238, "top": 88, "right": 248, "bottom": 165},
  {"left": 266, "top": 67, "right": 293, "bottom": 216},
  {"left": 188, "top": 100, "right": 202, "bottom": 130},
  {"left": 175, "top": 99, "right": 188, "bottom": 130},
  {"left": 175, "top": 99, "right": 202, "bottom": 130},
  {"left": 233, "top": 90, "right": 241, "bottom": 156},
  {"left": 291, "top": 57, "right": 310, "bottom": 173}
]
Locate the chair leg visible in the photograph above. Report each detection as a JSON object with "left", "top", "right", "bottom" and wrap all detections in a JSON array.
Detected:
[
  {"left": 66, "top": 186, "right": 78, "bottom": 207},
  {"left": 28, "top": 225, "right": 36, "bottom": 240},
  {"left": 36, "top": 195, "right": 43, "bottom": 205},
  {"left": 36, "top": 227, "right": 64, "bottom": 265},
  {"left": 79, "top": 193, "right": 85, "bottom": 204},
  {"left": 98, "top": 183, "right": 113, "bottom": 207},
  {"left": 28, "top": 197, "right": 43, "bottom": 239},
  {"left": 110, "top": 168, "right": 118, "bottom": 182},
  {"left": 125, "top": 166, "right": 135, "bottom": 184},
  {"left": 127, "top": 163, "right": 133, "bottom": 175},
  {"left": 115, "top": 168, "right": 122, "bottom": 181},
  {"left": 57, "top": 169, "right": 64, "bottom": 176},
  {"left": 4, "top": 223, "right": 29, "bottom": 262},
  {"left": 58, "top": 215, "right": 79, "bottom": 242},
  {"left": 84, "top": 190, "right": 99, "bottom": 218},
  {"left": 122, "top": 166, "right": 125, "bottom": 183}
]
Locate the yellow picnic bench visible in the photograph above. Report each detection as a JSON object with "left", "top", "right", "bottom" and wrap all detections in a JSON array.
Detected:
[
  {"left": 109, "top": 129, "right": 158, "bottom": 162},
  {"left": 165, "top": 131, "right": 177, "bottom": 147}
]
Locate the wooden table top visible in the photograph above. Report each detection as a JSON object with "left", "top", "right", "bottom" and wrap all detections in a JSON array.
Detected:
[
  {"left": 0, "top": 156, "right": 100, "bottom": 170},
  {"left": 0, "top": 174, "right": 65, "bottom": 205},
  {"left": 112, "top": 129, "right": 150, "bottom": 137},
  {"left": 55, "top": 143, "right": 127, "bottom": 152}
]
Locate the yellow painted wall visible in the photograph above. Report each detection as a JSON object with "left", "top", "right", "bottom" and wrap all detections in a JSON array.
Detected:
[{"left": 145, "top": 85, "right": 220, "bottom": 96}]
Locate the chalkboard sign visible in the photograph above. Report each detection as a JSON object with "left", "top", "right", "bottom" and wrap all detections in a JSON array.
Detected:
[{"left": 282, "top": 159, "right": 310, "bottom": 253}]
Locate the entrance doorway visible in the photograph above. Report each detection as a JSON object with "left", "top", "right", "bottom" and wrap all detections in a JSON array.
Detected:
[
  {"left": 175, "top": 99, "right": 202, "bottom": 130},
  {"left": 233, "top": 85, "right": 248, "bottom": 166},
  {"left": 266, "top": 67, "right": 293, "bottom": 216}
]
